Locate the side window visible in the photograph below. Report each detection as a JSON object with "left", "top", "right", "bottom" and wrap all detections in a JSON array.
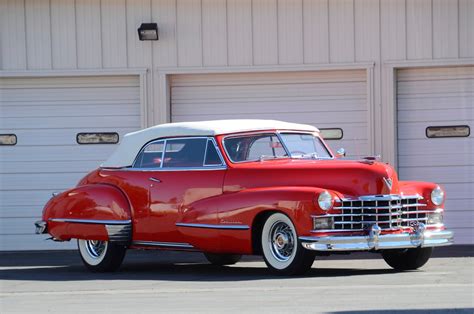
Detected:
[
  {"left": 134, "top": 140, "right": 164, "bottom": 168},
  {"left": 162, "top": 138, "right": 207, "bottom": 168},
  {"left": 204, "top": 139, "right": 222, "bottom": 166}
]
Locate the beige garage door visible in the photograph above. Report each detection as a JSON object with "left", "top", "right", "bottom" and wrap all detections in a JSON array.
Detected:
[
  {"left": 0, "top": 75, "right": 141, "bottom": 251},
  {"left": 170, "top": 70, "right": 369, "bottom": 158},
  {"left": 397, "top": 66, "right": 474, "bottom": 244}
]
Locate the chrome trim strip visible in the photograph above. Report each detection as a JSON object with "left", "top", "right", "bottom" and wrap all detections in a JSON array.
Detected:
[
  {"left": 132, "top": 241, "right": 194, "bottom": 249},
  {"left": 175, "top": 223, "right": 250, "bottom": 230},
  {"left": 117, "top": 166, "right": 227, "bottom": 172},
  {"left": 48, "top": 218, "right": 132, "bottom": 225}
]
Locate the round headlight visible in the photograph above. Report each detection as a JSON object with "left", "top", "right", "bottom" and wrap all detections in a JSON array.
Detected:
[
  {"left": 318, "top": 191, "right": 333, "bottom": 211},
  {"left": 431, "top": 185, "right": 445, "bottom": 206}
]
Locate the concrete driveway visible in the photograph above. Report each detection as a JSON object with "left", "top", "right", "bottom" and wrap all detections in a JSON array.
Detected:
[{"left": 0, "top": 250, "right": 473, "bottom": 313}]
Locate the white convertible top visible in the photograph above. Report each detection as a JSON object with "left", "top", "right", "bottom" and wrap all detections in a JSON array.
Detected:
[{"left": 101, "top": 119, "right": 319, "bottom": 168}]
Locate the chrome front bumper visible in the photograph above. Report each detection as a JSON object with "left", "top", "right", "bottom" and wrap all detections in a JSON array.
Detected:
[{"left": 299, "top": 224, "right": 453, "bottom": 252}]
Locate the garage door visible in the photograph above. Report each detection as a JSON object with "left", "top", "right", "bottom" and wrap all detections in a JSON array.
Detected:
[
  {"left": 170, "top": 70, "right": 369, "bottom": 158},
  {"left": 0, "top": 75, "right": 141, "bottom": 251},
  {"left": 397, "top": 66, "right": 474, "bottom": 244}
]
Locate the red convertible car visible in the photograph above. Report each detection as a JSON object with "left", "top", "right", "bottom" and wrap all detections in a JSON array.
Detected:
[{"left": 36, "top": 120, "right": 453, "bottom": 275}]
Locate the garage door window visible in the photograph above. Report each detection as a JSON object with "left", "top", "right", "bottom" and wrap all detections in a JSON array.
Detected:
[
  {"left": 76, "top": 132, "right": 119, "bottom": 144},
  {"left": 425, "top": 125, "right": 470, "bottom": 138},
  {"left": 0, "top": 134, "right": 17, "bottom": 145}
]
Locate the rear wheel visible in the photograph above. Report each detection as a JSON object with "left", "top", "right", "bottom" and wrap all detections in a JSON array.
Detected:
[
  {"left": 382, "top": 247, "right": 433, "bottom": 270},
  {"left": 261, "top": 213, "right": 316, "bottom": 275},
  {"left": 78, "top": 239, "right": 126, "bottom": 272},
  {"left": 204, "top": 253, "right": 242, "bottom": 266}
]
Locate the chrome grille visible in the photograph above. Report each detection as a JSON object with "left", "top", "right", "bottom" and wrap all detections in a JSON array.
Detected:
[{"left": 332, "top": 195, "right": 427, "bottom": 231}]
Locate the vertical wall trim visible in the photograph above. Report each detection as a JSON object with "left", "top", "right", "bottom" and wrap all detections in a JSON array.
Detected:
[
  {"left": 457, "top": 0, "right": 460, "bottom": 58},
  {"left": 149, "top": 0, "right": 154, "bottom": 126},
  {"left": 225, "top": 0, "right": 229, "bottom": 66},
  {"left": 431, "top": 0, "right": 434, "bottom": 59},
  {"left": 352, "top": 0, "right": 356, "bottom": 62},
  {"left": 74, "top": 0, "right": 78, "bottom": 68},
  {"left": 23, "top": 0, "right": 29, "bottom": 69},
  {"left": 200, "top": 0, "right": 204, "bottom": 67},
  {"left": 327, "top": 0, "right": 331, "bottom": 62},
  {"left": 276, "top": 0, "right": 280, "bottom": 64},
  {"left": 250, "top": 0, "right": 255, "bottom": 66},
  {"left": 301, "top": 0, "right": 305, "bottom": 63},
  {"left": 99, "top": 0, "right": 104, "bottom": 67},
  {"left": 175, "top": 0, "right": 179, "bottom": 67},
  {"left": 125, "top": 0, "right": 129, "bottom": 68},
  {"left": 49, "top": 0, "right": 53, "bottom": 69},
  {"left": 404, "top": 0, "right": 407, "bottom": 60}
]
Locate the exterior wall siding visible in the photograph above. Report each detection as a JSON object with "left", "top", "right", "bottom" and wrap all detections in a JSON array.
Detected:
[
  {"left": 2, "top": 0, "right": 473, "bottom": 70},
  {"left": 1, "top": 0, "right": 473, "bottom": 160}
]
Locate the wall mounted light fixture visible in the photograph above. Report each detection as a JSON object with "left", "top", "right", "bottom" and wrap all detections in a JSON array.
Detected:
[{"left": 137, "top": 23, "right": 159, "bottom": 41}]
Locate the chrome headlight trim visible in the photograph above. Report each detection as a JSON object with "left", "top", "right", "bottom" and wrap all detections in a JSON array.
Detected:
[
  {"left": 431, "top": 185, "right": 445, "bottom": 206},
  {"left": 318, "top": 190, "right": 333, "bottom": 211}
]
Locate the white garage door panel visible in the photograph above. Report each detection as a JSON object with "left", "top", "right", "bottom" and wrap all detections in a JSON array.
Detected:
[
  {"left": 2, "top": 103, "right": 139, "bottom": 118},
  {"left": 444, "top": 210, "right": 474, "bottom": 229},
  {"left": 0, "top": 235, "right": 74, "bottom": 251},
  {"left": 1, "top": 87, "right": 139, "bottom": 102},
  {"left": 0, "top": 146, "right": 118, "bottom": 162},
  {"left": 1, "top": 160, "right": 104, "bottom": 174},
  {"left": 398, "top": 166, "right": 474, "bottom": 184},
  {"left": 2, "top": 173, "right": 89, "bottom": 191},
  {"left": 171, "top": 70, "right": 368, "bottom": 159},
  {"left": 398, "top": 96, "right": 473, "bottom": 111},
  {"left": 1, "top": 115, "right": 140, "bottom": 129},
  {"left": 0, "top": 75, "right": 141, "bottom": 251},
  {"left": 398, "top": 139, "right": 473, "bottom": 156},
  {"left": 173, "top": 98, "right": 366, "bottom": 114},
  {"left": 173, "top": 111, "right": 367, "bottom": 125},
  {"left": 172, "top": 71, "right": 367, "bottom": 85},
  {"left": 397, "top": 66, "right": 474, "bottom": 244}
]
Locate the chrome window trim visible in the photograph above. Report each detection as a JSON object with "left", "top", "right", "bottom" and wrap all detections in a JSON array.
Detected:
[
  {"left": 131, "top": 136, "right": 226, "bottom": 170},
  {"left": 175, "top": 222, "right": 250, "bottom": 230},
  {"left": 48, "top": 218, "right": 131, "bottom": 225}
]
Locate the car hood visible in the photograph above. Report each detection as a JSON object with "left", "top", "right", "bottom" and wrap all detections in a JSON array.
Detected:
[{"left": 223, "top": 159, "right": 399, "bottom": 197}]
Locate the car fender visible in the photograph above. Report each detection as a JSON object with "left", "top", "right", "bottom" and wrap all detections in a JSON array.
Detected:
[
  {"left": 180, "top": 186, "right": 335, "bottom": 254},
  {"left": 43, "top": 184, "right": 132, "bottom": 244}
]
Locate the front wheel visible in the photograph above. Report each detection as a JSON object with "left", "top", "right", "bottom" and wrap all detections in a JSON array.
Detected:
[
  {"left": 78, "top": 239, "right": 126, "bottom": 272},
  {"left": 261, "top": 213, "right": 316, "bottom": 275},
  {"left": 382, "top": 247, "right": 433, "bottom": 271}
]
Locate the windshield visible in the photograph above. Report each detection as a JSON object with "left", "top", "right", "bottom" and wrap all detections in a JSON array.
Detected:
[{"left": 223, "top": 132, "right": 332, "bottom": 162}]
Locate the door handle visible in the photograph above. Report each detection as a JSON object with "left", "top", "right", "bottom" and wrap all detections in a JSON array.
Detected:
[{"left": 149, "top": 177, "right": 162, "bottom": 183}]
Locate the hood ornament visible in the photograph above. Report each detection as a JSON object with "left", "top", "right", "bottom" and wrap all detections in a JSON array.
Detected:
[{"left": 383, "top": 177, "right": 393, "bottom": 191}]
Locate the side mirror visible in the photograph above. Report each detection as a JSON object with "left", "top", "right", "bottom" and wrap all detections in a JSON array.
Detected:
[{"left": 336, "top": 148, "right": 346, "bottom": 158}]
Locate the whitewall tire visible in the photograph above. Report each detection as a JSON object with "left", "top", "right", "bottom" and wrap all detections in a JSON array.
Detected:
[
  {"left": 261, "top": 213, "right": 316, "bottom": 275},
  {"left": 78, "top": 239, "right": 126, "bottom": 272}
]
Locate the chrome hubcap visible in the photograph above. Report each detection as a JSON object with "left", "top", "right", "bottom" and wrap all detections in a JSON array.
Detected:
[
  {"left": 269, "top": 221, "right": 295, "bottom": 262},
  {"left": 85, "top": 240, "right": 107, "bottom": 259}
]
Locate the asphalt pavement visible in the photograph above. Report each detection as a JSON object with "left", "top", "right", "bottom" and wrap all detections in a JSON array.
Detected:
[{"left": 0, "top": 248, "right": 473, "bottom": 313}]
